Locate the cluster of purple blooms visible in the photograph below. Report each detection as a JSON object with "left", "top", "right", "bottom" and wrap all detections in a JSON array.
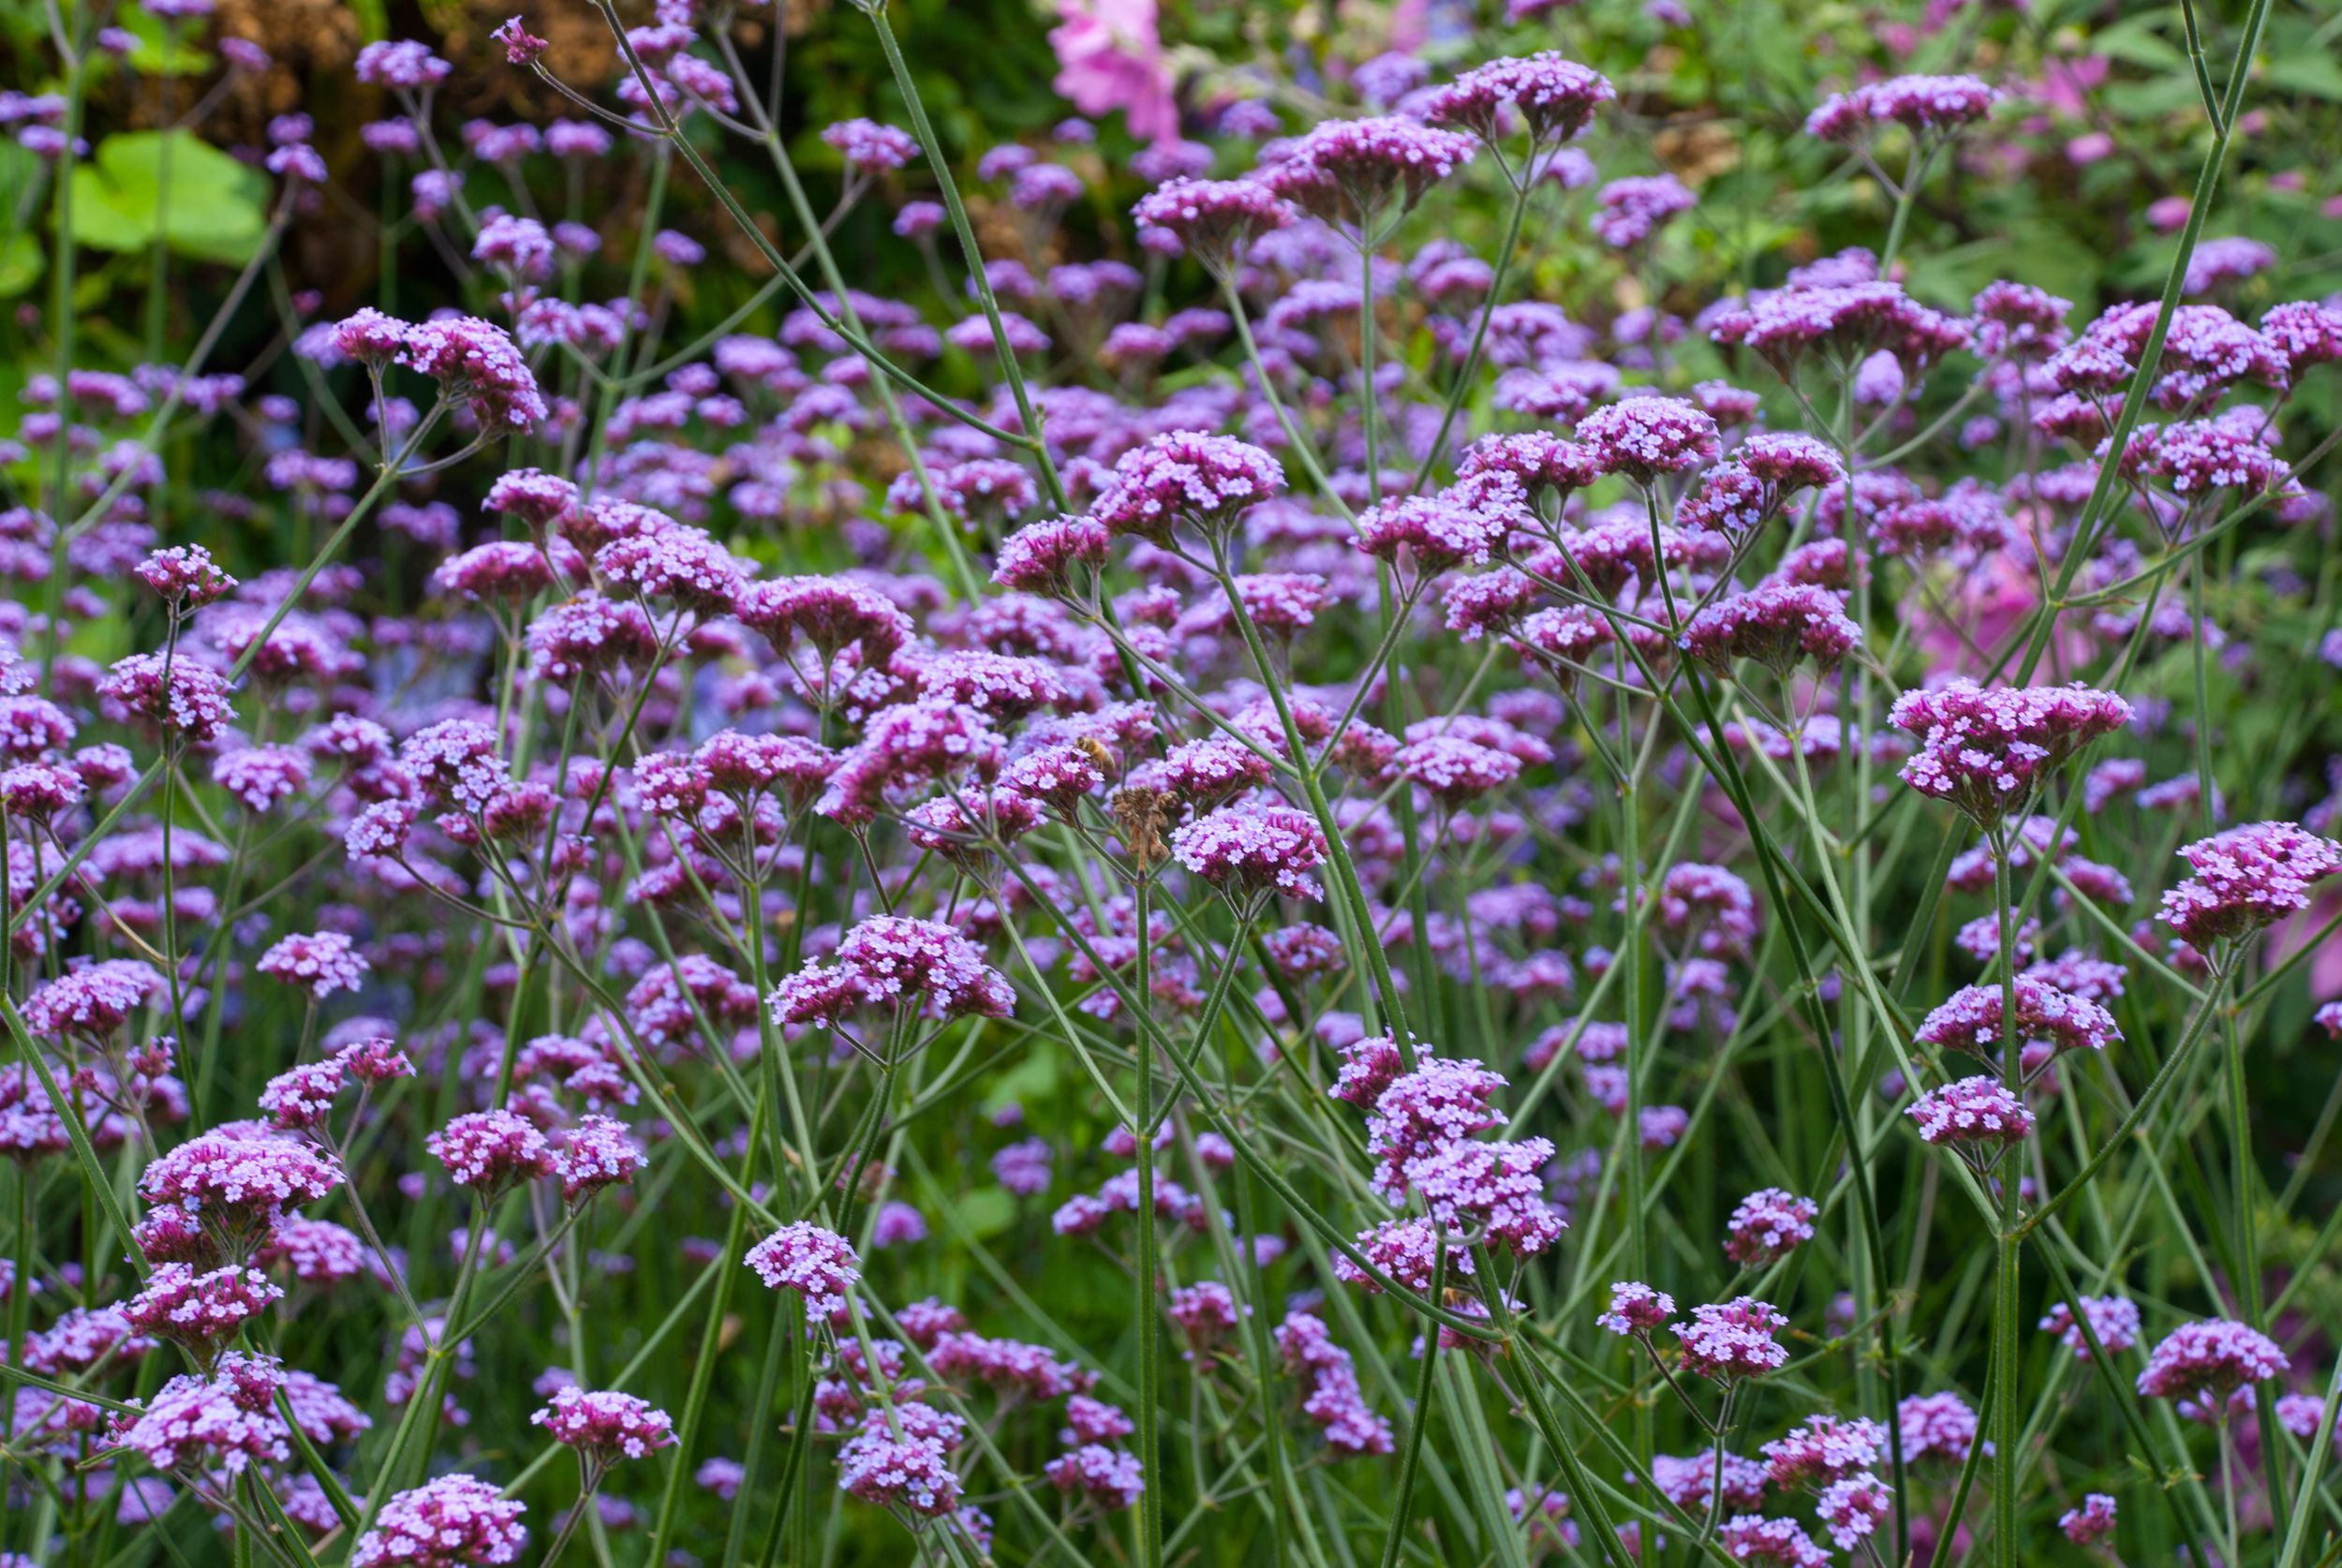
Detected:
[{"left": 5, "top": 1, "right": 2340, "bottom": 1562}]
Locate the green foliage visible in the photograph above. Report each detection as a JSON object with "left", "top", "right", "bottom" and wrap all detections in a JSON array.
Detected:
[
  {"left": 113, "top": 7, "right": 215, "bottom": 76},
  {"left": 64, "top": 130, "right": 272, "bottom": 265}
]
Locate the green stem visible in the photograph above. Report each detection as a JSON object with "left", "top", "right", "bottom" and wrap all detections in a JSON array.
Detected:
[
  {"left": 1132, "top": 874, "right": 1164, "bottom": 1568},
  {"left": 858, "top": 0, "right": 1069, "bottom": 512}
]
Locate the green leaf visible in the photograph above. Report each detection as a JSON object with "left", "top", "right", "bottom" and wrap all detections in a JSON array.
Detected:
[
  {"left": 2088, "top": 17, "right": 2186, "bottom": 70},
  {"left": 0, "top": 233, "right": 43, "bottom": 299},
  {"left": 116, "top": 7, "right": 212, "bottom": 75},
  {"left": 2262, "top": 52, "right": 2342, "bottom": 103},
  {"left": 2101, "top": 76, "right": 2214, "bottom": 120},
  {"left": 65, "top": 129, "right": 269, "bottom": 264},
  {"left": 347, "top": 0, "right": 389, "bottom": 44},
  {"left": 951, "top": 1187, "right": 1016, "bottom": 1242}
]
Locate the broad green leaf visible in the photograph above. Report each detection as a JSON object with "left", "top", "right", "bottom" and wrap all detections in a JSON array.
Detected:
[
  {"left": 0, "top": 233, "right": 42, "bottom": 299},
  {"left": 116, "top": 7, "right": 211, "bottom": 75},
  {"left": 65, "top": 129, "right": 269, "bottom": 265},
  {"left": 952, "top": 1187, "right": 1017, "bottom": 1242},
  {"left": 2101, "top": 76, "right": 2216, "bottom": 120},
  {"left": 2088, "top": 17, "right": 2186, "bottom": 70},
  {"left": 2262, "top": 52, "right": 2342, "bottom": 103}
]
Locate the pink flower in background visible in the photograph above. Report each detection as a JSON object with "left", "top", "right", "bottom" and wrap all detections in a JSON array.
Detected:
[
  {"left": 1049, "top": 0, "right": 1178, "bottom": 141},
  {"left": 2035, "top": 54, "right": 2108, "bottom": 120},
  {"left": 2264, "top": 894, "right": 2342, "bottom": 999},
  {"left": 1387, "top": 0, "right": 1431, "bottom": 54},
  {"left": 2066, "top": 131, "right": 2113, "bottom": 165},
  {"left": 1906, "top": 550, "right": 2053, "bottom": 677}
]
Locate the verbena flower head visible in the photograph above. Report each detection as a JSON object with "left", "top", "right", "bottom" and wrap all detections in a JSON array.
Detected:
[
  {"left": 1816, "top": 1472, "right": 1890, "bottom": 1550},
  {"left": 1897, "top": 1391, "right": 1984, "bottom": 1460},
  {"left": 2135, "top": 1319, "right": 2287, "bottom": 1405},
  {"left": 821, "top": 118, "right": 918, "bottom": 173},
  {"left": 1406, "top": 1136, "right": 1565, "bottom": 1257},
  {"left": 1331, "top": 1217, "right": 1477, "bottom": 1295},
  {"left": 125, "top": 1262, "right": 284, "bottom": 1354},
  {"left": 994, "top": 514, "right": 1110, "bottom": 596},
  {"left": 1328, "top": 1034, "right": 1405, "bottom": 1109},
  {"left": 2157, "top": 821, "right": 2342, "bottom": 947},
  {"left": 1260, "top": 115, "right": 1476, "bottom": 227},
  {"left": 257, "top": 931, "right": 369, "bottom": 998},
  {"left": 1420, "top": 53, "right": 1614, "bottom": 144},
  {"left": 398, "top": 316, "right": 548, "bottom": 430},
  {"left": 1972, "top": 280, "right": 2071, "bottom": 359},
  {"left": 2061, "top": 1493, "right": 2117, "bottom": 1546},
  {"left": 1670, "top": 1296, "right": 1789, "bottom": 1381},
  {"left": 1906, "top": 1076, "right": 2034, "bottom": 1150},
  {"left": 558, "top": 1115, "right": 647, "bottom": 1204},
  {"left": 1165, "top": 1280, "right": 1248, "bottom": 1351},
  {"left": 1648, "top": 1451, "right": 1767, "bottom": 1515},
  {"left": 1716, "top": 1515, "right": 1831, "bottom": 1566},
  {"left": 351, "top": 1475, "right": 527, "bottom": 1568},
  {"left": 111, "top": 1352, "right": 289, "bottom": 1477},
  {"left": 0, "top": 761, "right": 82, "bottom": 822},
  {"left": 2038, "top": 1294, "right": 2142, "bottom": 1360},
  {"left": 1578, "top": 397, "right": 1720, "bottom": 483},
  {"left": 1761, "top": 1413, "right": 1886, "bottom": 1489},
  {"left": 1459, "top": 431, "right": 1602, "bottom": 501},
  {"left": 1710, "top": 281, "right": 1971, "bottom": 376},
  {"left": 1596, "top": 1280, "right": 1674, "bottom": 1336},
  {"left": 1396, "top": 735, "right": 1521, "bottom": 806},
  {"left": 1806, "top": 74, "right": 1997, "bottom": 141},
  {"left": 2261, "top": 300, "right": 2342, "bottom": 367},
  {"left": 1738, "top": 432, "right": 1845, "bottom": 492},
  {"left": 2112, "top": 416, "right": 2288, "bottom": 499},
  {"left": 1682, "top": 584, "right": 1862, "bottom": 678},
  {"left": 353, "top": 39, "right": 452, "bottom": 91},
  {"left": 1361, "top": 1053, "right": 1507, "bottom": 1196},
  {"left": 841, "top": 1427, "right": 963, "bottom": 1516},
  {"left": 1889, "top": 680, "right": 2132, "bottom": 827},
  {"left": 22, "top": 959, "right": 161, "bottom": 1039},
  {"left": 1723, "top": 1188, "right": 1818, "bottom": 1266},
  {"left": 2052, "top": 301, "right": 2288, "bottom": 410},
  {"left": 1592, "top": 174, "right": 1697, "bottom": 248},
  {"left": 787, "top": 914, "right": 1018, "bottom": 1022},
  {"left": 531, "top": 1387, "right": 677, "bottom": 1466},
  {"left": 1131, "top": 177, "right": 1296, "bottom": 271},
  {"left": 141, "top": 1132, "right": 343, "bottom": 1254},
  {"left": 1170, "top": 804, "right": 1327, "bottom": 906},
  {"left": 1274, "top": 1309, "right": 1395, "bottom": 1455},
  {"left": 1091, "top": 431, "right": 1284, "bottom": 543},
  {"left": 744, "top": 1222, "right": 860, "bottom": 1316},
  {"left": 98, "top": 653, "right": 236, "bottom": 745},
  {"left": 135, "top": 545, "right": 237, "bottom": 607},
  {"left": 1913, "top": 976, "right": 2120, "bottom": 1063},
  {"left": 427, "top": 1109, "right": 558, "bottom": 1195},
  {"left": 489, "top": 16, "right": 547, "bottom": 67}
]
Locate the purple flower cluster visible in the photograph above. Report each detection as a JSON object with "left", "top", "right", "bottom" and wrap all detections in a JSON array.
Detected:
[
  {"left": 352, "top": 1475, "right": 528, "bottom": 1568},
  {"left": 10, "top": 13, "right": 2341, "bottom": 1561},
  {"left": 1914, "top": 975, "right": 2121, "bottom": 1062},
  {"left": 1806, "top": 74, "right": 1997, "bottom": 140},
  {"left": 111, "top": 1353, "right": 291, "bottom": 1477},
  {"left": 1671, "top": 1296, "right": 1790, "bottom": 1382},
  {"left": 1274, "top": 1309, "right": 1394, "bottom": 1455},
  {"left": 1906, "top": 1076, "right": 2034, "bottom": 1152},
  {"left": 744, "top": 1222, "right": 861, "bottom": 1316},
  {"left": 531, "top": 1387, "right": 677, "bottom": 1465},
  {"left": 2157, "top": 821, "right": 2342, "bottom": 947},
  {"left": 1890, "top": 680, "right": 2133, "bottom": 827},
  {"left": 1723, "top": 1187, "right": 1818, "bottom": 1267},
  {"left": 2135, "top": 1319, "right": 2288, "bottom": 1404}
]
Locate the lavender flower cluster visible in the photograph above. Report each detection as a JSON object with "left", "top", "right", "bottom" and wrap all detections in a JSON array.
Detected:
[{"left": 3, "top": 3, "right": 2339, "bottom": 1566}]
